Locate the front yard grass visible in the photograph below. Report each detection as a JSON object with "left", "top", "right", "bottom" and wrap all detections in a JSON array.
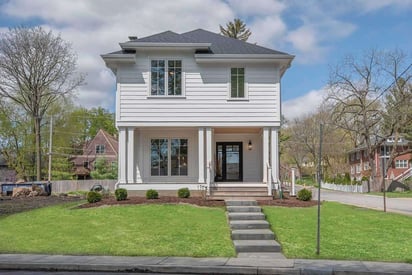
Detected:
[
  {"left": 263, "top": 202, "right": 412, "bottom": 263},
  {"left": 0, "top": 203, "right": 235, "bottom": 257}
]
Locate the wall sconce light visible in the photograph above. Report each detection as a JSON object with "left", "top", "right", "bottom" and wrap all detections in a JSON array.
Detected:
[{"left": 248, "top": 140, "right": 252, "bottom": 150}]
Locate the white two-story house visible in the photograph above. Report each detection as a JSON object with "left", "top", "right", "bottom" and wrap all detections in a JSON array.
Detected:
[{"left": 102, "top": 29, "right": 293, "bottom": 196}]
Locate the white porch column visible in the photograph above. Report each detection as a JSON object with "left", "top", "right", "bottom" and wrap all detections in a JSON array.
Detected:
[
  {"left": 127, "top": 128, "right": 135, "bottom": 184},
  {"left": 262, "top": 127, "right": 270, "bottom": 183},
  {"left": 205, "top": 128, "right": 212, "bottom": 195},
  {"left": 270, "top": 127, "right": 279, "bottom": 184},
  {"left": 118, "top": 127, "right": 127, "bottom": 184},
  {"left": 198, "top": 128, "right": 205, "bottom": 183}
]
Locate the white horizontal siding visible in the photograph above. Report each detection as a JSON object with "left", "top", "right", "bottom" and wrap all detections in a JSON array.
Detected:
[{"left": 117, "top": 53, "right": 281, "bottom": 126}]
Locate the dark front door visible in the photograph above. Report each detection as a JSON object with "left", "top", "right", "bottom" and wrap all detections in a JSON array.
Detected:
[{"left": 215, "top": 142, "right": 243, "bottom": 182}]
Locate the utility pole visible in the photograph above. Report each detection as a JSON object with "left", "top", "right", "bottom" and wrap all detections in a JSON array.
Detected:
[
  {"left": 48, "top": 116, "right": 53, "bottom": 182},
  {"left": 316, "top": 123, "right": 323, "bottom": 255},
  {"left": 382, "top": 143, "right": 387, "bottom": 212}
]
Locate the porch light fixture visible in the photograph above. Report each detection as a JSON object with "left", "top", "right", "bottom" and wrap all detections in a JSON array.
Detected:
[{"left": 248, "top": 140, "right": 252, "bottom": 150}]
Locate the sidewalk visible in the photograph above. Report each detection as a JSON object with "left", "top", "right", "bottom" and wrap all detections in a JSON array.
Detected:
[{"left": 1, "top": 254, "right": 412, "bottom": 274}]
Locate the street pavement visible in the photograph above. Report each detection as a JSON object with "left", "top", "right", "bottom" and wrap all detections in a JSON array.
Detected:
[
  {"left": 1, "top": 253, "right": 412, "bottom": 274},
  {"left": 307, "top": 186, "right": 412, "bottom": 216}
]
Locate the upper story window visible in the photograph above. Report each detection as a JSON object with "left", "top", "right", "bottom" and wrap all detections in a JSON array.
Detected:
[
  {"left": 151, "top": 60, "right": 182, "bottom": 96},
  {"left": 231, "top": 68, "right": 245, "bottom": 98},
  {"left": 395, "top": 159, "right": 408, "bottom": 169},
  {"left": 95, "top": 144, "right": 105, "bottom": 154}
]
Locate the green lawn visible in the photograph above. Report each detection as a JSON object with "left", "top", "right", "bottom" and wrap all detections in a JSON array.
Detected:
[
  {"left": 263, "top": 202, "right": 412, "bottom": 263},
  {"left": 367, "top": 191, "right": 412, "bottom": 198},
  {"left": 0, "top": 203, "right": 235, "bottom": 257}
]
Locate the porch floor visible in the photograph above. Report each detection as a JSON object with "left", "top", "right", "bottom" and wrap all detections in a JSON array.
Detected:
[{"left": 208, "top": 183, "right": 273, "bottom": 200}]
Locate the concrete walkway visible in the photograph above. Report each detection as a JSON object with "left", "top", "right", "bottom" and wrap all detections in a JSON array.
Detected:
[
  {"left": 0, "top": 254, "right": 412, "bottom": 274},
  {"left": 309, "top": 187, "right": 412, "bottom": 216}
]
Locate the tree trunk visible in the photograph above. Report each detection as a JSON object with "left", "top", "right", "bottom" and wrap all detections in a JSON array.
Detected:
[{"left": 35, "top": 116, "right": 42, "bottom": 181}]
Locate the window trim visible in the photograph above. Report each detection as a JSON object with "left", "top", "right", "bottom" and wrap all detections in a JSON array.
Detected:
[
  {"left": 95, "top": 144, "right": 105, "bottom": 154},
  {"left": 150, "top": 137, "right": 188, "bottom": 177},
  {"left": 228, "top": 67, "right": 248, "bottom": 100},
  {"left": 148, "top": 58, "right": 185, "bottom": 98},
  {"left": 395, "top": 159, "right": 408, "bottom": 169}
]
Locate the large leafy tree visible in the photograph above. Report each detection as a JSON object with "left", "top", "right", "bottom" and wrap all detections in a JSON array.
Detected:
[
  {"left": 0, "top": 26, "right": 84, "bottom": 180},
  {"left": 326, "top": 49, "right": 412, "bottom": 190},
  {"left": 220, "top": 18, "right": 251, "bottom": 41}
]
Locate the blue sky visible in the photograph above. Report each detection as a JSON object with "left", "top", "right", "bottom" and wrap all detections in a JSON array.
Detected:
[{"left": 0, "top": 0, "right": 411, "bottom": 120}]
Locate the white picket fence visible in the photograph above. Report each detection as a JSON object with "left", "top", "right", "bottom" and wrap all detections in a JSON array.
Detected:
[
  {"left": 322, "top": 182, "right": 368, "bottom": 193},
  {"left": 51, "top": 180, "right": 117, "bottom": 193}
]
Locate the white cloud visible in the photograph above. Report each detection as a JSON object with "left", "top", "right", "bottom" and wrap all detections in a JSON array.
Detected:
[
  {"left": 249, "top": 15, "right": 287, "bottom": 47},
  {"left": 1, "top": 0, "right": 234, "bottom": 110},
  {"left": 282, "top": 89, "right": 326, "bottom": 121}
]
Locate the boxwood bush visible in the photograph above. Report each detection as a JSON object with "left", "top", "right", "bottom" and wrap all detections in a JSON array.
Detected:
[
  {"left": 115, "top": 188, "right": 128, "bottom": 201},
  {"left": 87, "top": 191, "right": 102, "bottom": 203},
  {"left": 146, "top": 189, "right": 159, "bottom": 199},
  {"left": 297, "top": 188, "right": 312, "bottom": 201},
  {"left": 177, "top": 187, "right": 190, "bottom": 198}
]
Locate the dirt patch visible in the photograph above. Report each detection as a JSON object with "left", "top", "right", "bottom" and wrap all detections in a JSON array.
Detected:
[
  {"left": 0, "top": 195, "right": 83, "bottom": 217},
  {"left": 78, "top": 196, "right": 318, "bottom": 209}
]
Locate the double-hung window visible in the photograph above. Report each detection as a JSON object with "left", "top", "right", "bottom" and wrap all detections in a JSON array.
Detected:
[
  {"left": 230, "top": 68, "right": 245, "bottom": 98},
  {"left": 95, "top": 144, "right": 105, "bottom": 154},
  {"left": 395, "top": 159, "right": 408, "bottom": 169},
  {"left": 151, "top": 138, "right": 188, "bottom": 176},
  {"left": 151, "top": 60, "right": 182, "bottom": 96}
]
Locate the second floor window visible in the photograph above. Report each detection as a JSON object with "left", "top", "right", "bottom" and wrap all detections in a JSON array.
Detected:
[
  {"left": 96, "top": 144, "right": 105, "bottom": 154},
  {"left": 231, "top": 68, "right": 245, "bottom": 98},
  {"left": 151, "top": 60, "right": 182, "bottom": 96},
  {"left": 395, "top": 159, "right": 408, "bottom": 169}
]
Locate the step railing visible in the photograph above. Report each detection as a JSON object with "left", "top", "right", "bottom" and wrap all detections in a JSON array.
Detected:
[
  {"left": 394, "top": 167, "right": 412, "bottom": 181},
  {"left": 266, "top": 162, "right": 273, "bottom": 196}
]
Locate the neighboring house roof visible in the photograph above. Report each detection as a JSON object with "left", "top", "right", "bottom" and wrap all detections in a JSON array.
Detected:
[
  {"left": 71, "top": 129, "right": 118, "bottom": 174},
  {"left": 348, "top": 136, "right": 411, "bottom": 154}
]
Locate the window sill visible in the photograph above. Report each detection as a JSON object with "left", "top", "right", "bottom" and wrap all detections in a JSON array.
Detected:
[
  {"left": 147, "top": 96, "right": 186, "bottom": 99},
  {"left": 227, "top": 98, "right": 249, "bottom": 102}
]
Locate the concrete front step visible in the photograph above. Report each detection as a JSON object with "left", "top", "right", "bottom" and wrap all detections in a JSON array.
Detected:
[
  {"left": 230, "top": 220, "right": 270, "bottom": 230},
  {"left": 228, "top": 212, "right": 265, "bottom": 221},
  {"left": 237, "top": 252, "right": 287, "bottom": 259},
  {"left": 225, "top": 200, "right": 258, "bottom": 206},
  {"left": 211, "top": 187, "right": 268, "bottom": 192},
  {"left": 231, "top": 229, "right": 274, "bottom": 240},
  {"left": 210, "top": 195, "right": 272, "bottom": 201},
  {"left": 211, "top": 191, "right": 268, "bottom": 196},
  {"left": 226, "top": 206, "right": 262, "bottom": 213},
  {"left": 233, "top": 240, "right": 281, "bottom": 253}
]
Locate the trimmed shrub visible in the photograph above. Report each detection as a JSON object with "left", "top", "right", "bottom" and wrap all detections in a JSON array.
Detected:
[
  {"left": 115, "top": 188, "right": 128, "bottom": 201},
  {"left": 87, "top": 191, "right": 102, "bottom": 203},
  {"left": 146, "top": 189, "right": 159, "bottom": 199},
  {"left": 177, "top": 187, "right": 190, "bottom": 198},
  {"left": 297, "top": 188, "right": 312, "bottom": 201}
]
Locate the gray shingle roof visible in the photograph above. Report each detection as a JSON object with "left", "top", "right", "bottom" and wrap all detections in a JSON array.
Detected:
[{"left": 123, "top": 29, "right": 289, "bottom": 55}]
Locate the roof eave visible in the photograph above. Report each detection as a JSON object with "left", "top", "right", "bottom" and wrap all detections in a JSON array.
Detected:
[
  {"left": 195, "top": 54, "right": 294, "bottom": 63},
  {"left": 101, "top": 54, "right": 136, "bottom": 74}
]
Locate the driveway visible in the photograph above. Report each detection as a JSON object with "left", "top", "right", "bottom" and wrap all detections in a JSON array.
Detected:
[{"left": 301, "top": 186, "right": 412, "bottom": 216}]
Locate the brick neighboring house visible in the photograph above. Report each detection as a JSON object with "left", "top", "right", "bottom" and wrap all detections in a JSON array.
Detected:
[
  {"left": 71, "top": 129, "right": 118, "bottom": 179},
  {"left": 0, "top": 154, "right": 17, "bottom": 182},
  {"left": 348, "top": 137, "right": 412, "bottom": 188}
]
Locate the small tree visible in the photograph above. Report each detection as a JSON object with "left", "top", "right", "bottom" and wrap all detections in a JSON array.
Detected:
[
  {"left": 91, "top": 158, "right": 117, "bottom": 179},
  {"left": 220, "top": 18, "right": 251, "bottom": 41}
]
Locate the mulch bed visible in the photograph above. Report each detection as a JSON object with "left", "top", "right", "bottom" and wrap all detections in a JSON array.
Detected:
[
  {"left": 78, "top": 196, "right": 318, "bottom": 209},
  {"left": 0, "top": 195, "right": 318, "bottom": 217}
]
